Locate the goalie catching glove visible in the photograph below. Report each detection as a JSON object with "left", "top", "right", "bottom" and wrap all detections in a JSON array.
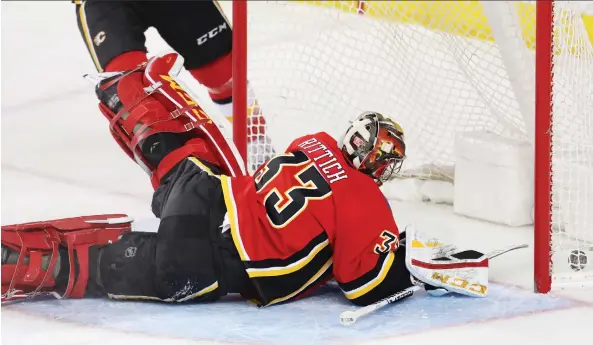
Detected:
[
  {"left": 404, "top": 225, "right": 489, "bottom": 297},
  {"left": 338, "top": 226, "right": 507, "bottom": 326}
]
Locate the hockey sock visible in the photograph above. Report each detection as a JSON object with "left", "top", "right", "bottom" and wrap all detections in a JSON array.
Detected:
[
  {"left": 189, "top": 52, "right": 233, "bottom": 117},
  {"left": 105, "top": 51, "right": 148, "bottom": 72}
]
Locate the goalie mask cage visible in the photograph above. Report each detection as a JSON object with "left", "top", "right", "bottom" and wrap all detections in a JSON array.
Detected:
[{"left": 230, "top": 1, "right": 593, "bottom": 293}]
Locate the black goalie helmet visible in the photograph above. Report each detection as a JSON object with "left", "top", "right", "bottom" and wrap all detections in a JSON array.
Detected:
[{"left": 340, "top": 111, "right": 406, "bottom": 185}]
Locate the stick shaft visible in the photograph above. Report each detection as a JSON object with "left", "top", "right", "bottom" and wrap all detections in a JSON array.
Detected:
[
  {"left": 345, "top": 286, "right": 420, "bottom": 321},
  {"left": 486, "top": 244, "right": 528, "bottom": 260}
]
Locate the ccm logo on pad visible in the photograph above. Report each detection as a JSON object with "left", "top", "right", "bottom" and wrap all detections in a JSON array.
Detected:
[{"left": 197, "top": 23, "right": 228, "bottom": 46}]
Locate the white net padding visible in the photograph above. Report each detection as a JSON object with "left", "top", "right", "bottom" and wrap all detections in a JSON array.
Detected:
[{"left": 229, "top": 1, "right": 593, "bottom": 289}]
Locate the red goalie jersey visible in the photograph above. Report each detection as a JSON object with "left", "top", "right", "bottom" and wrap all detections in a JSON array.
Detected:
[{"left": 220, "top": 132, "right": 410, "bottom": 307}]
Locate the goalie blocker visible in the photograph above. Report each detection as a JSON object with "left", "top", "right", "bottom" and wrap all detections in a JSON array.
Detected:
[{"left": 2, "top": 54, "right": 506, "bottom": 305}]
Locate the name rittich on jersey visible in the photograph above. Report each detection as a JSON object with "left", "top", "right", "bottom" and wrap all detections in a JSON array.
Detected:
[{"left": 297, "top": 138, "right": 349, "bottom": 184}]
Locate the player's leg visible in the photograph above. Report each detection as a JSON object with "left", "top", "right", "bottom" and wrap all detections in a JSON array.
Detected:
[
  {"left": 75, "top": 0, "right": 149, "bottom": 72},
  {"left": 148, "top": 1, "right": 233, "bottom": 111},
  {"left": 149, "top": 1, "right": 274, "bottom": 170},
  {"left": 91, "top": 51, "right": 246, "bottom": 189},
  {"left": 95, "top": 160, "right": 251, "bottom": 301},
  {"left": 1, "top": 161, "right": 251, "bottom": 302},
  {"left": 2, "top": 223, "right": 246, "bottom": 302}
]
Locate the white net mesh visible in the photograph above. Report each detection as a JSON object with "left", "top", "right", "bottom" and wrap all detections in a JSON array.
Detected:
[
  {"left": 550, "top": 1, "right": 593, "bottom": 287},
  {"left": 240, "top": 1, "right": 534, "bottom": 179},
  {"left": 225, "top": 1, "right": 593, "bottom": 288}
]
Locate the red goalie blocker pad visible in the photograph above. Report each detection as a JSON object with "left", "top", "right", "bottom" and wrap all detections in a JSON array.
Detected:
[
  {"left": 99, "top": 52, "right": 245, "bottom": 189},
  {"left": 1, "top": 215, "right": 132, "bottom": 303}
]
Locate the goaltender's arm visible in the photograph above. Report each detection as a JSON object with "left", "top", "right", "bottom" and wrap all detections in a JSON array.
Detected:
[{"left": 332, "top": 184, "right": 413, "bottom": 306}]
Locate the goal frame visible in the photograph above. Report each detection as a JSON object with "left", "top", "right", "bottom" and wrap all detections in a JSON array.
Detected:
[
  {"left": 231, "top": 0, "right": 556, "bottom": 294},
  {"left": 533, "top": 0, "right": 553, "bottom": 294}
]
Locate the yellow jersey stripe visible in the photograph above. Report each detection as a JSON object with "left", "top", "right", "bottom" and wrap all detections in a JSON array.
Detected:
[
  {"left": 177, "top": 281, "right": 219, "bottom": 302},
  {"left": 108, "top": 294, "right": 167, "bottom": 302},
  {"left": 246, "top": 239, "right": 329, "bottom": 278},
  {"left": 342, "top": 251, "right": 395, "bottom": 300},
  {"left": 266, "top": 258, "right": 333, "bottom": 306},
  {"left": 220, "top": 175, "right": 250, "bottom": 261},
  {"left": 212, "top": 0, "right": 231, "bottom": 28},
  {"left": 188, "top": 157, "right": 218, "bottom": 178},
  {"left": 107, "top": 281, "right": 218, "bottom": 303},
  {"left": 78, "top": 1, "right": 103, "bottom": 72}
]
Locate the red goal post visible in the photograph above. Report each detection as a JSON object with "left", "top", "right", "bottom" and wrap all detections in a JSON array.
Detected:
[
  {"left": 534, "top": 0, "right": 553, "bottom": 294},
  {"left": 232, "top": 0, "right": 248, "bottom": 163},
  {"left": 231, "top": 0, "right": 593, "bottom": 293}
]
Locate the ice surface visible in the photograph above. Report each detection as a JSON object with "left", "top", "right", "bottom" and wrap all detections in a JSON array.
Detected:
[
  {"left": 3, "top": 285, "right": 579, "bottom": 345},
  {"left": 1, "top": 2, "right": 592, "bottom": 345}
]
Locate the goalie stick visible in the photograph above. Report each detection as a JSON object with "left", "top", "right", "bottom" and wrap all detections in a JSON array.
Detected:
[{"left": 339, "top": 243, "right": 528, "bottom": 326}]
